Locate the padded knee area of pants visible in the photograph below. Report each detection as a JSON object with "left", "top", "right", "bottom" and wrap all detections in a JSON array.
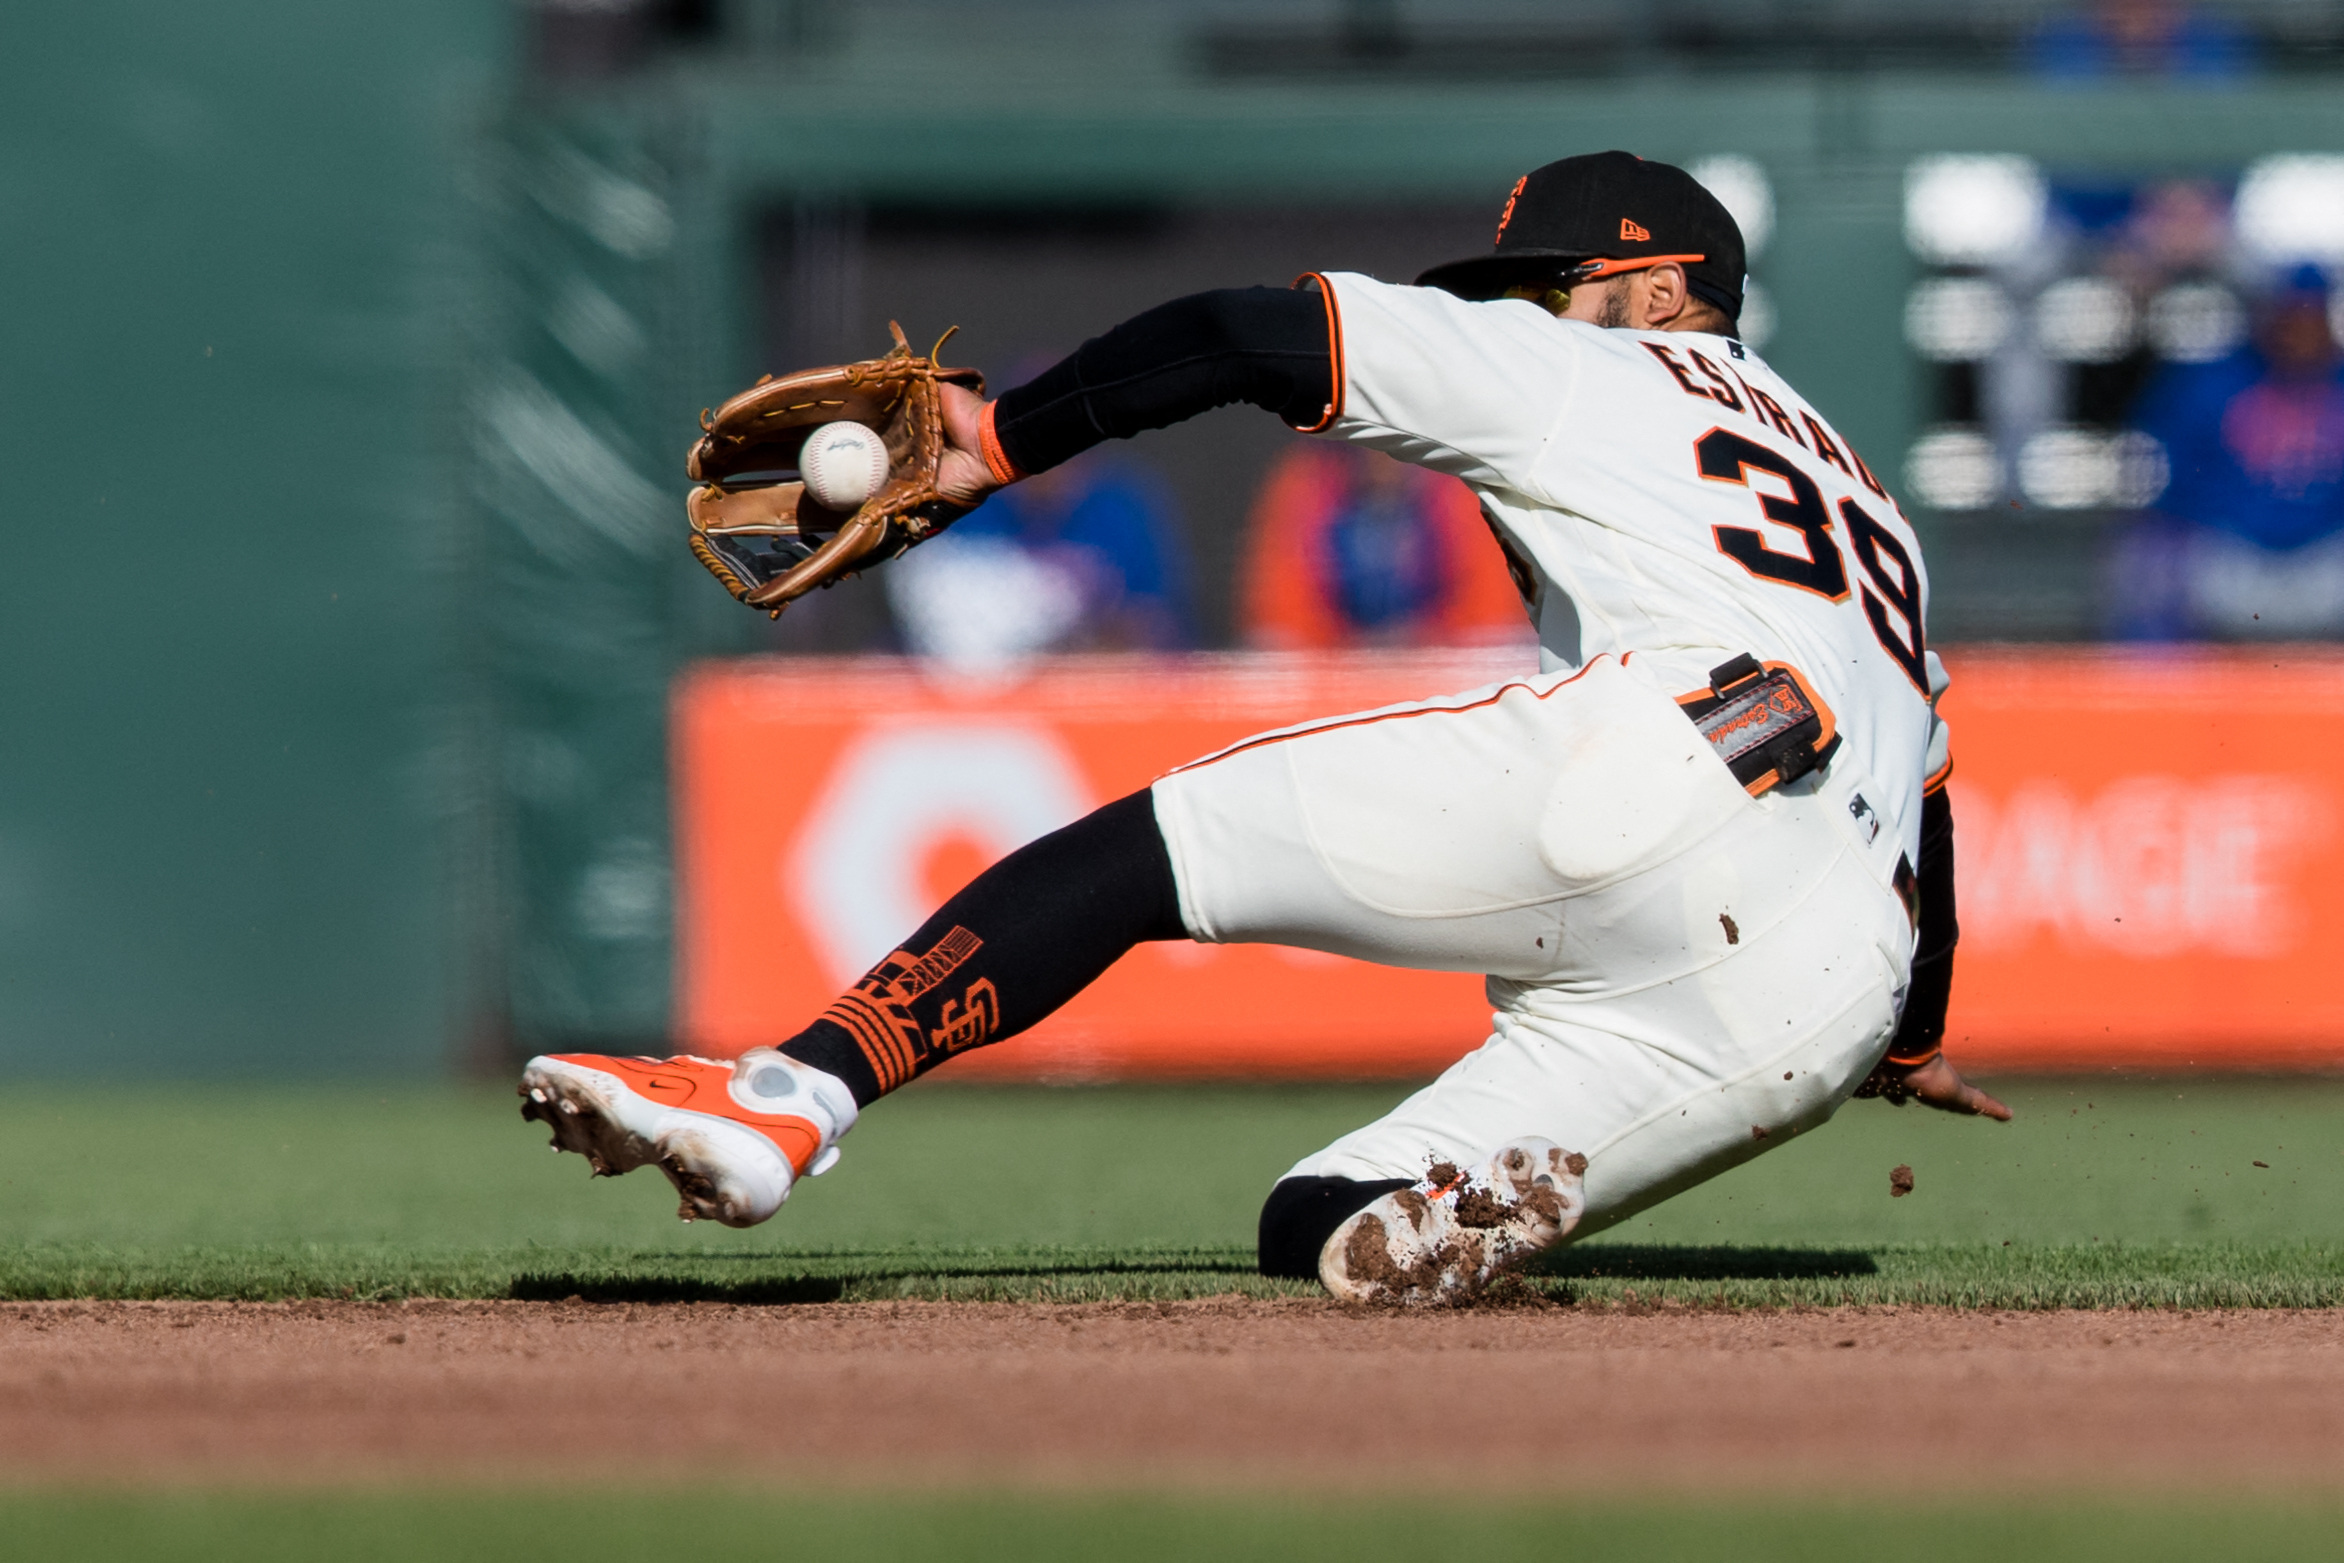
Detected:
[{"left": 1256, "top": 1175, "right": 1412, "bottom": 1278}]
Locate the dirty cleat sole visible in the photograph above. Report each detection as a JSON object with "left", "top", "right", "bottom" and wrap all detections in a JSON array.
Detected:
[
  {"left": 1319, "top": 1138, "right": 1589, "bottom": 1307},
  {"left": 520, "top": 1055, "right": 796, "bottom": 1228}
]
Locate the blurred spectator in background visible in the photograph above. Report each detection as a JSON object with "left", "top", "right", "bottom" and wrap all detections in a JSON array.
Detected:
[
  {"left": 885, "top": 451, "right": 1194, "bottom": 669},
  {"left": 2111, "top": 266, "right": 2344, "bottom": 638},
  {"left": 2106, "top": 178, "right": 2232, "bottom": 291},
  {"left": 2028, "top": 0, "right": 2256, "bottom": 80},
  {"left": 1240, "top": 445, "right": 1530, "bottom": 649}
]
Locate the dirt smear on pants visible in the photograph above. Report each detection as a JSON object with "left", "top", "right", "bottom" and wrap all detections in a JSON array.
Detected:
[{"left": 1, "top": 1300, "right": 2340, "bottom": 1491}]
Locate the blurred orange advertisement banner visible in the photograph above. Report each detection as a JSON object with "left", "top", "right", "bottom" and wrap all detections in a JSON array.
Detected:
[
  {"left": 1937, "top": 646, "right": 2344, "bottom": 1070},
  {"left": 673, "top": 650, "right": 1519, "bottom": 1080},
  {"left": 674, "top": 647, "right": 2344, "bottom": 1077}
]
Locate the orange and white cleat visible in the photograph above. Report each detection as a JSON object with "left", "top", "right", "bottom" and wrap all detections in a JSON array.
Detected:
[{"left": 518, "top": 1049, "right": 858, "bottom": 1228}]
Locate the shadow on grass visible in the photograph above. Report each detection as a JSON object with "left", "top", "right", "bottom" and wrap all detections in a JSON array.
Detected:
[
  {"left": 1531, "top": 1245, "right": 1880, "bottom": 1281},
  {"left": 511, "top": 1274, "right": 850, "bottom": 1305},
  {"left": 509, "top": 1249, "right": 1882, "bottom": 1305},
  {"left": 509, "top": 1252, "right": 1264, "bottom": 1306},
  {"left": 636, "top": 1252, "right": 1264, "bottom": 1278}
]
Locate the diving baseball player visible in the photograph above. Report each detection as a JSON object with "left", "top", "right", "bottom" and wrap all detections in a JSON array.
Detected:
[{"left": 520, "top": 151, "right": 2010, "bottom": 1305}]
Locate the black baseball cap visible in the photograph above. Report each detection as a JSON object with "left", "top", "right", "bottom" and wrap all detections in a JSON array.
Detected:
[{"left": 1418, "top": 151, "right": 1747, "bottom": 323}]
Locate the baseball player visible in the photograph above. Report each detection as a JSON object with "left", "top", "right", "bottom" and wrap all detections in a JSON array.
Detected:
[{"left": 521, "top": 152, "right": 2011, "bottom": 1304}]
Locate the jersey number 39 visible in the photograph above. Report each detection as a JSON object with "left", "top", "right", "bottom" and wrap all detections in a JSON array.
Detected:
[{"left": 1695, "top": 428, "right": 1928, "bottom": 693}]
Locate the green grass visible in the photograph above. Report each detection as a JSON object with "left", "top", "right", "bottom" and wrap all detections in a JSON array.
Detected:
[
  {"left": 0, "top": 1075, "right": 2340, "bottom": 1306},
  {"left": 5, "top": 1491, "right": 2343, "bottom": 1563}
]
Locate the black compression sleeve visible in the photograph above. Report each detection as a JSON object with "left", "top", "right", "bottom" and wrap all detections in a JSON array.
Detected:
[
  {"left": 989, "top": 286, "right": 1336, "bottom": 475},
  {"left": 1886, "top": 785, "right": 1958, "bottom": 1065}
]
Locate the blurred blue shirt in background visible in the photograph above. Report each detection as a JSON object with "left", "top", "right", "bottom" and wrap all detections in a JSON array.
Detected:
[
  {"left": 2114, "top": 268, "right": 2344, "bottom": 638},
  {"left": 885, "top": 453, "right": 1196, "bottom": 669}
]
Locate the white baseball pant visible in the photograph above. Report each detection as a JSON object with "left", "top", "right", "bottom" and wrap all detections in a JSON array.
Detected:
[{"left": 1149, "top": 652, "right": 1916, "bottom": 1240}]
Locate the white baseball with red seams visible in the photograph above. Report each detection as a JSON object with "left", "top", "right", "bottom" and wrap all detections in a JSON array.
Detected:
[
  {"left": 799, "top": 420, "right": 890, "bottom": 510},
  {"left": 1149, "top": 272, "right": 1950, "bottom": 1234}
]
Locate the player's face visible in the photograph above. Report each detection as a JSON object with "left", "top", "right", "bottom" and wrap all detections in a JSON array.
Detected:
[
  {"left": 1556, "top": 273, "right": 1643, "bottom": 329},
  {"left": 1502, "top": 264, "right": 1716, "bottom": 334},
  {"left": 1497, "top": 276, "right": 1637, "bottom": 324}
]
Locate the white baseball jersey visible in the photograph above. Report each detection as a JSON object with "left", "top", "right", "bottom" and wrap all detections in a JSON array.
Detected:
[{"left": 1310, "top": 271, "right": 1949, "bottom": 863}]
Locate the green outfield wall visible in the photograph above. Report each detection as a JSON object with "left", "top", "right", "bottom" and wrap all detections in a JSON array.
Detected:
[{"left": 0, "top": 4, "right": 509, "bottom": 1076}]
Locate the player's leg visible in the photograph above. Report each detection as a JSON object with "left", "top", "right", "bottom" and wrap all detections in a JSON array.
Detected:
[
  {"left": 521, "top": 788, "right": 1186, "bottom": 1225},
  {"left": 770, "top": 787, "right": 1185, "bottom": 1101},
  {"left": 1273, "top": 847, "right": 1904, "bottom": 1300},
  {"left": 1149, "top": 653, "right": 1915, "bottom": 1298},
  {"left": 518, "top": 658, "right": 1668, "bottom": 1225}
]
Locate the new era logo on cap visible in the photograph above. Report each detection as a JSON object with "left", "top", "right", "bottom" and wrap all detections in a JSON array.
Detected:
[{"left": 1621, "top": 218, "right": 1650, "bottom": 242}]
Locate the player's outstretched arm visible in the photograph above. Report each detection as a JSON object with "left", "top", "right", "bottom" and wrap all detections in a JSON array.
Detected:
[{"left": 934, "top": 285, "right": 1337, "bottom": 510}]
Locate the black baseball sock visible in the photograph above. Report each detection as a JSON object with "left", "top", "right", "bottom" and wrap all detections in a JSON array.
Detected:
[
  {"left": 778, "top": 788, "right": 1187, "bottom": 1106},
  {"left": 1256, "top": 1175, "right": 1412, "bottom": 1278}
]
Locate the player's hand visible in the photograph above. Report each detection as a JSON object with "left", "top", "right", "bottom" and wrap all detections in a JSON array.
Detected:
[
  {"left": 1854, "top": 1053, "right": 2013, "bottom": 1120},
  {"left": 935, "top": 381, "right": 1003, "bottom": 510}
]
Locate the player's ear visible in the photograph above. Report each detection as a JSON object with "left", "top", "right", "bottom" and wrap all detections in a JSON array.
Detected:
[{"left": 1642, "top": 263, "right": 1692, "bottom": 328}]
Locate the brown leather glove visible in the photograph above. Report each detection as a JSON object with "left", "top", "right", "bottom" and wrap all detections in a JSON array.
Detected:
[{"left": 686, "top": 323, "right": 984, "bottom": 615}]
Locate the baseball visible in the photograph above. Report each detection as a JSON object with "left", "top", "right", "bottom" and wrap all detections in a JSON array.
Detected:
[{"left": 799, "top": 421, "right": 890, "bottom": 510}]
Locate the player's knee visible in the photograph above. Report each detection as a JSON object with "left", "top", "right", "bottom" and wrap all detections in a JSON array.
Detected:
[{"left": 1256, "top": 1174, "right": 1411, "bottom": 1278}]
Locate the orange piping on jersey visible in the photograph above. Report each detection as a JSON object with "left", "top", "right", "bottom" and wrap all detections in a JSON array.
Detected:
[
  {"left": 1923, "top": 754, "right": 1954, "bottom": 794},
  {"left": 1290, "top": 273, "right": 1345, "bottom": 433},
  {"left": 1164, "top": 655, "right": 1613, "bottom": 777},
  {"left": 1575, "top": 252, "right": 1704, "bottom": 280},
  {"left": 977, "top": 400, "right": 1026, "bottom": 487}
]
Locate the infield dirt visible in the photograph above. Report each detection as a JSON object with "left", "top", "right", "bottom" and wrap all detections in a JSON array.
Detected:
[{"left": 2, "top": 1299, "right": 2339, "bottom": 1490}]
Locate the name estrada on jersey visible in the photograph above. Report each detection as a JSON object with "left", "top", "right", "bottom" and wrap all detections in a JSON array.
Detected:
[{"left": 1314, "top": 269, "right": 1947, "bottom": 865}]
